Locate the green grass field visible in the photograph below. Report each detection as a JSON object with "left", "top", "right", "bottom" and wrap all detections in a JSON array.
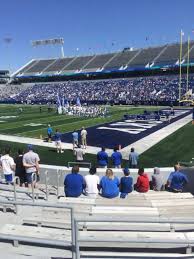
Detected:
[{"left": 0, "top": 104, "right": 192, "bottom": 168}]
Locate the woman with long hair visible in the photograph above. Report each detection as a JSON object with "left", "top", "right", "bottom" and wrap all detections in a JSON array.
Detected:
[{"left": 99, "top": 168, "right": 120, "bottom": 198}]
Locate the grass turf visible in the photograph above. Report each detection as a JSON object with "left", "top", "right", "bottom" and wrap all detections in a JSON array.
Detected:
[{"left": 0, "top": 104, "right": 192, "bottom": 168}]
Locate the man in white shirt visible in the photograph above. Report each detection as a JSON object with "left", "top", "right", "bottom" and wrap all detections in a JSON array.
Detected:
[
  {"left": 0, "top": 147, "right": 15, "bottom": 183},
  {"left": 84, "top": 167, "right": 99, "bottom": 197},
  {"left": 74, "top": 144, "right": 85, "bottom": 161},
  {"left": 81, "top": 127, "right": 87, "bottom": 149}
]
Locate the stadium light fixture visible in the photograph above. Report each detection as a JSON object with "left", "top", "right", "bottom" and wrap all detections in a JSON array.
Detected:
[{"left": 31, "top": 38, "right": 65, "bottom": 58}]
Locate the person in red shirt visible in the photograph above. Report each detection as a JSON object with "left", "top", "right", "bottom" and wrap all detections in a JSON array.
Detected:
[{"left": 135, "top": 168, "right": 149, "bottom": 193}]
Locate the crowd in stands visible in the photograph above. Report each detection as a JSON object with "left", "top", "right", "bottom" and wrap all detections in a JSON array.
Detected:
[
  {"left": 64, "top": 164, "right": 188, "bottom": 199},
  {"left": 1, "top": 74, "right": 194, "bottom": 105}
]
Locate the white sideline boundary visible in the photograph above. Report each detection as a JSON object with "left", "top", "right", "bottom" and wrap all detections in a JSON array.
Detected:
[{"left": 0, "top": 114, "right": 192, "bottom": 160}]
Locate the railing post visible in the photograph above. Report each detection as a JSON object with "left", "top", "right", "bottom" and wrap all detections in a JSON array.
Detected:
[
  {"left": 31, "top": 173, "right": 37, "bottom": 202},
  {"left": 74, "top": 219, "right": 80, "bottom": 259},
  {"left": 57, "top": 169, "right": 60, "bottom": 197},
  {"left": 13, "top": 176, "right": 20, "bottom": 214},
  {"left": 45, "top": 170, "right": 48, "bottom": 201},
  {"left": 71, "top": 208, "right": 76, "bottom": 259}
]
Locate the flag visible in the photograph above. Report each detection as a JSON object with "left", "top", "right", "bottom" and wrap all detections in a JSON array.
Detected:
[
  {"left": 62, "top": 96, "right": 65, "bottom": 108},
  {"left": 76, "top": 97, "right": 81, "bottom": 106},
  {"left": 146, "top": 37, "right": 149, "bottom": 41},
  {"left": 56, "top": 93, "right": 61, "bottom": 107},
  {"left": 76, "top": 48, "right": 79, "bottom": 51},
  {"left": 181, "top": 30, "right": 184, "bottom": 36},
  {"left": 192, "top": 30, "right": 194, "bottom": 33}
]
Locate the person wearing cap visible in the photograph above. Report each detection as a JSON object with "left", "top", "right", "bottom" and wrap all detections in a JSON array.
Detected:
[
  {"left": 120, "top": 168, "right": 133, "bottom": 198},
  {"left": 23, "top": 145, "right": 40, "bottom": 187},
  {"left": 54, "top": 129, "right": 64, "bottom": 153},
  {"left": 47, "top": 124, "right": 53, "bottom": 143},
  {"left": 84, "top": 166, "right": 100, "bottom": 197}
]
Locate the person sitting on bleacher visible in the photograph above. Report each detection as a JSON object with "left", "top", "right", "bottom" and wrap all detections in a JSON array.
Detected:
[
  {"left": 151, "top": 167, "right": 164, "bottom": 191},
  {"left": 64, "top": 165, "right": 85, "bottom": 197},
  {"left": 166, "top": 164, "right": 188, "bottom": 193},
  {"left": 84, "top": 166, "right": 100, "bottom": 198},
  {"left": 120, "top": 168, "right": 133, "bottom": 198},
  {"left": 134, "top": 168, "right": 149, "bottom": 193},
  {"left": 99, "top": 169, "right": 120, "bottom": 198}
]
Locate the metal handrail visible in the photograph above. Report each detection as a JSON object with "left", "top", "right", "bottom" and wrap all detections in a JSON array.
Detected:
[
  {"left": 68, "top": 161, "right": 91, "bottom": 168},
  {"left": 56, "top": 169, "right": 61, "bottom": 197},
  {"left": 0, "top": 199, "right": 76, "bottom": 259},
  {"left": 74, "top": 216, "right": 194, "bottom": 259},
  {"left": 31, "top": 172, "right": 37, "bottom": 202},
  {"left": 44, "top": 170, "right": 49, "bottom": 200},
  {"left": 13, "top": 176, "right": 20, "bottom": 214}
]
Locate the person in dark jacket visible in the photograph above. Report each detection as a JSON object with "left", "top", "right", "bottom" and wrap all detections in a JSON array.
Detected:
[
  {"left": 120, "top": 168, "right": 133, "bottom": 198},
  {"left": 14, "top": 149, "right": 26, "bottom": 186}
]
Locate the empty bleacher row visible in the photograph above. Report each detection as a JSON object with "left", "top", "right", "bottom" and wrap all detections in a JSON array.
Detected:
[{"left": 15, "top": 41, "right": 194, "bottom": 77}]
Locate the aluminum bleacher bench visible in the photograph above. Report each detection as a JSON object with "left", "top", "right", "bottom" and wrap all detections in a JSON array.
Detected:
[{"left": 0, "top": 224, "right": 71, "bottom": 248}]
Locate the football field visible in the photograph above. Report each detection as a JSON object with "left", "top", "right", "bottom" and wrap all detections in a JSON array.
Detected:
[{"left": 0, "top": 104, "right": 193, "bottom": 168}]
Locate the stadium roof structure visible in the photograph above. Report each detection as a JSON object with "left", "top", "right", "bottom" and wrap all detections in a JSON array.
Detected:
[{"left": 12, "top": 41, "right": 194, "bottom": 79}]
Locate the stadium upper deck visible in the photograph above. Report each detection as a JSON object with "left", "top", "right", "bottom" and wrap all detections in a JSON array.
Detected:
[{"left": 13, "top": 41, "right": 194, "bottom": 79}]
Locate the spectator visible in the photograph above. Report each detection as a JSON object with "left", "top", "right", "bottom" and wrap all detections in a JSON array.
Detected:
[
  {"left": 0, "top": 147, "right": 15, "bottom": 184},
  {"left": 14, "top": 149, "right": 26, "bottom": 187},
  {"left": 166, "top": 164, "right": 188, "bottom": 192},
  {"left": 134, "top": 168, "right": 149, "bottom": 193},
  {"left": 64, "top": 165, "right": 85, "bottom": 197},
  {"left": 47, "top": 124, "right": 53, "bottom": 143},
  {"left": 23, "top": 144, "right": 40, "bottom": 188},
  {"left": 81, "top": 126, "right": 87, "bottom": 149},
  {"left": 74, "top": 144, "right": 85, "bottom": 162},
  {"left": 84, "top": 166, "right": 100, "bottom": 197},
  {"left": 99, "top": 169, "right": 120, "bottom": 198},
  {"left": 54, "top": 129, "right": 64, "bottom": 153},
  {"left": 120, "top": 168, "right": 133, "bottom": 198},
  {"left": 72, "top": 129, "right": 79, "bottom": 149},
  {"left": 129, "top": 147, "right": 139, "bottom": 168},
  {"left": 111, "top": 147, "right": 122, "bottom": 168},
  {"left": 151, "top": 167, "right": 164, "bottom": 191},
  {"left": 97, "top": 147, "right": 109, "bottom": 168}
]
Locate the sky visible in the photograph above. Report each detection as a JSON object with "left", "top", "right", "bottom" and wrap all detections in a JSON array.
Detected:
[{"left": 0, "top": 0, "right": 194, "bottom": 72}]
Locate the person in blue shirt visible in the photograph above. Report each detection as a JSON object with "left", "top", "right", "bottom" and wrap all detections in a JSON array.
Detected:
[
  {"left": 99, "top": 168, "right": 120, "bottom": 198},
  {"left": 54, "top": 129, "right": 63, "bottom": 153},
  {"left": 47, "top": 124, "right": 53, "bottom": 143},
  {"left": 64, "top": 165, "right": 85, "bottom": 197},
  {"left": 97, "top": 147, "right": 109, "bottom": 168},
  {"left": 166, "top": 164, "right": 188, "bottom": 192},
  {"left": 120, "top": 168, "right": 133, "bottom": 198},
  {"left": 129, "top": 147, "right": 139, "bottom": 168},
  {"left": 72, "top": 129, "right": 79, "bottom": 149},
  {"left": 111, "top": 147, "right": 122, "bottom": 168}
]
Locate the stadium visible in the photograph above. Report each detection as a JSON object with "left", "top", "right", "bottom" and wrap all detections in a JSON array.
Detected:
[{"left": 1, "top": 1, "right": 194, "bottom": 258}]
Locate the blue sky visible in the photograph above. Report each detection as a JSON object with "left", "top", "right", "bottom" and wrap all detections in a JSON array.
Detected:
[{"left": 0, "top": 0, "right": 194, "bottom": 72}]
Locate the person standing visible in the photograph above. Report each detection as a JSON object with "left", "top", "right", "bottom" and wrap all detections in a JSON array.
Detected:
[
  {"left": 23, "top": 144, "right": 40, "bottom": 188},
  {"left": 129, "top": 147, "right": 139, "bottom": 168},
  {"left": 74, "top": 144, "right": 85, "bottom": 162},
  {"left": 0, "top": 147, "right": 15, "bottom": 184},
  {"left": 97, "top": 147, "right": 109, "bottom": 168},
  {"left": 14, "top": 149, "right": 26, "bottom": 187},
  {"left": 111, "top": 147, "right": 122, "bottom": 168},
  {"left": 84, "top": 166, "right": 100, "bottom": 197},
  {"left": 81, "top": 127, "right": 87, "bottom": 149},
  {"left": 134, "top": 168, "right": 149, "bottom": 193},
  {"left": 72, "top": 129, "right": 79, "bottom": 149},
  {"left": 166, "top": 164, "right": 188, "bottom": 192},
  {"left": 64, "top": 165, "right": 85, "bottom": 197},
  {"left": 47, "top": 124, "right": 53, "bottom": 143},
  {"left": 54, "top": 129, "right": 64, "bottom": 153}
]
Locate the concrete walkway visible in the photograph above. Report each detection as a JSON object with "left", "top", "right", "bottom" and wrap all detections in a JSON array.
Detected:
[{"left": 0, "top": 114, "right": 192, "bottom": 160}]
